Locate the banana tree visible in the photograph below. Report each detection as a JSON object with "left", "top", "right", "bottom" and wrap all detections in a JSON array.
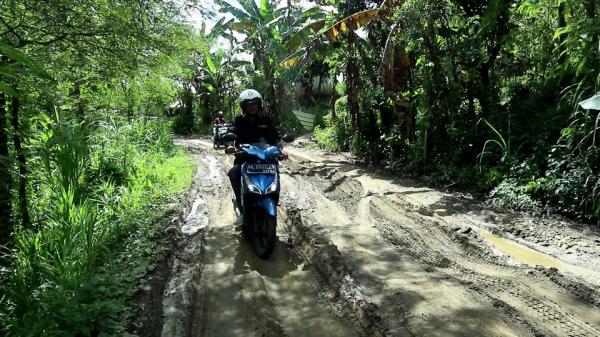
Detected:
[
  {"left": 279, "top": 6, "right": 383, "bottom": 135},
  {"left": 279, "top": 0, "right": 415, "bottom": 140},
  {"left": 195, "top": 47, "right": 251, "bottom": 120},
  {"left": 216, "top": 0, "right": 327, "bottom": 122}
]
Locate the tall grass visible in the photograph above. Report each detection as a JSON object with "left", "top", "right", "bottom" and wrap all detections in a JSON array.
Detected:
[
  {"left": 0, "top": 114, "right": 195, "bottom": 336},
  {"left": 477, "top": 118, "right": 510, "bottom": 171}
]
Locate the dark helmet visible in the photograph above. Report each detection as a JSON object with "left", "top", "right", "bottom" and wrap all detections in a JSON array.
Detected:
[
  {"left": 217, "top": 111, "right": 224, "bottom": 117},
  {"left": 238, "top": 89, "right": 262, "bottom": 114}
]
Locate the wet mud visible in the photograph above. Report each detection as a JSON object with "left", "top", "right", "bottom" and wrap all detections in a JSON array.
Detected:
[{"left": 133, "top": 137, "right": 600, "bottom": 337}]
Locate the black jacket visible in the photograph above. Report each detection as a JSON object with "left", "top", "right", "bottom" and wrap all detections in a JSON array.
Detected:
[{"left": 230, "top": 114, "right": 279, "bottom": 147}]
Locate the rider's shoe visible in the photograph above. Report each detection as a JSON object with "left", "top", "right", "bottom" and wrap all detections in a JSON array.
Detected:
[{"left": 232, "top": 198, "right": 242, "bottom": 216}]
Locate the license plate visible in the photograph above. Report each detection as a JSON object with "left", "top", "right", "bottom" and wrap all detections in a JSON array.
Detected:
[{"left": 247, "top": 164, "right": 277, "bottom": 174}]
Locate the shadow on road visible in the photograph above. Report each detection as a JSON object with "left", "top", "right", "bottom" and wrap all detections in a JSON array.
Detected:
[{"left": 233, "top": 233, "right": 300, "bottom": 279}]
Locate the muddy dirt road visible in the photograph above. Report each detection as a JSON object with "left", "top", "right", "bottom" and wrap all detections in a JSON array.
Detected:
[{"left": 139, "top": 137, "right": 600, "bottom": 337}]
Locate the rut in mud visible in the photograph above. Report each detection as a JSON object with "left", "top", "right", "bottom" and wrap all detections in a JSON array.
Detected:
[{"left": 138, "top": 137, "right": 600, "bottom": 337}]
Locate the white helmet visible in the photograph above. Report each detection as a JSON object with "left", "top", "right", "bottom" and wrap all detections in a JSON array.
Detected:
[{"left": 238, "top": 89, "right": 262, "bottom": 114}]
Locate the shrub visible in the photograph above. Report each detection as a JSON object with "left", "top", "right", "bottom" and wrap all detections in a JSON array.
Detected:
[
  {"left": 489, "top": 178, "right": 542, "bottom": 211},
  {"left": 314, "top": 96, "right": 353, "bottom": 151},
  {"left": 314, "top": 125, "right": 341, "bottom": 151}
]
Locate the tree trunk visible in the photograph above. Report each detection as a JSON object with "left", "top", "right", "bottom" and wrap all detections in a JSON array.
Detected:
[
  {"left": 346, "top": 54, "right": 359, "bottom": 131},
  {"left": 585, "top": 0, "right": 598, "bottom": 64},
  {"left": 330, "top": 75, "right": 338, "bottom": 123},
  {"left": 357, "top": 45, "right": 379, "bottom": 87},
  {"left": 558, "top": 2, "right": 567, "bottom": 66},
  {"left": 74, "top": 82, "right": 85, "bottom": 123},
  {"left": 467, "top": 83, "right": 476, "bottom": 129},
  {"left": 423, "top": 6, "right": 449, "bottom": 154},
  {"left": 275, "top": 80, "right": 285, "bottom": 119},
  {"left": 227, "top": 95, "right": 233, "bottom": 120},
  {"left": 367, "top": 103, "right": 379, "bottom": 141},
  {"left": 585, "top": 0, "right": 597, "bottom": 20},
  {"left": 263, "top": 60, "right": 272, "bottom": 111},
  {"left": 0, "top": 92, "right": 13, "bottom": 247},
  {"left": 122, "top": 83, "right": 133, "bottom": 122},
  {"left": 478, "top": 62, "right": 494, "bottom": 118},
  {"left": 250, "top": 38, "right": 279, "bottom": 123},
  {"left": 263, "top": 62, "right": 278, "bottom": 124},
  {"left": 479, "top": 0, "right": 510, "bottom": 120},
  {"left": 402, "top": 54, "right": 416, "bottom": 142},
  {"left": 11, "top": 97, "right": 30, "bottom": 228},
  {"left": 317, "top": 75, "right": 323, "bottom": 95},
  {"left": 287, "top": 0, "right": 292, "bottom": 26}
]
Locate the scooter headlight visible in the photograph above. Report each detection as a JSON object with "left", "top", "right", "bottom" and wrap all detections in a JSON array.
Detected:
[
  {"left": 245, "top": 176, "right": 262, "bottom": 194},
  {"left": 266, "top": 175, "right": 278, "bottom": 194}
]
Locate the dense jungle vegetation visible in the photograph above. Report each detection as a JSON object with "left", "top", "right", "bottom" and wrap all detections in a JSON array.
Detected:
[
  {"left": 0, "top": 0, "right": 599, "bottom": 335},
  {"left": 206, "top": 0, "right": 600, "bottom": 222},
  {"left": 0, "top": 1, "right": 202, "bottom": 335}
]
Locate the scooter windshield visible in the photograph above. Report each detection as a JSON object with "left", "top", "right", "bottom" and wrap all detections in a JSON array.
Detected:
[{"left": 241, "top": 143, "right": 281, "bottom": 161}]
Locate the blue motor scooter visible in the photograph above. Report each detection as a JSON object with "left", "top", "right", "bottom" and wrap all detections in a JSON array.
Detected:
[{"left": 235, "top": 143, "right": 284, "bottom": 258}]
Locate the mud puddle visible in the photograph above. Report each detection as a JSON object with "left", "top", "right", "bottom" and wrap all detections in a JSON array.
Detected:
[
  {"left": 476, "top": 228, "right": 563, "bottom": 268},
  {"left": 474, "top": 227, "right": 600, "bottom": 288}
]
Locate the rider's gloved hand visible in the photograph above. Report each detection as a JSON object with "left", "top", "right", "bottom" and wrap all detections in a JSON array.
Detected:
[
  {"left": 225, "top": 146, "right": 236, "bottom": 154},
  {"left": 279, "top": 152, "right": 289, "bottom": 161}
]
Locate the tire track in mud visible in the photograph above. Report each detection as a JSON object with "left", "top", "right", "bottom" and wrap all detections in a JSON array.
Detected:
[
  {"left": 163, "top": 148, "right": 292, "bottom": 337},
  {"left": 456, "top": 271, "right": 600, "bottom": 337},
  {"left": 159, "top": 153, "right": 218, "bottom": 337},
  {"left": 373, "top": 203, "right": 600, "bottom": 337},
  {"left": 282, "top": 208, "right": 389, "bottom": 337},
  {"left": 369, "top": 196, "right": 600, "bottom": 337},
  {"left": 281, "top": 150, "right": 600, "bottom": 337},
  {"left": 282, "top": 177, "right": 530, "bottom": 336}
]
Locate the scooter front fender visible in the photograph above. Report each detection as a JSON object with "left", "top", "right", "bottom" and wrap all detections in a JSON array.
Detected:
[{"left": 254, "top": 198, "right": 277, "bottom": 217}]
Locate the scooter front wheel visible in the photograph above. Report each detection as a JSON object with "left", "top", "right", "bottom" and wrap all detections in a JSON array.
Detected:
[{"left": 251, "top": 208, "right": 276, "bottom": 258}]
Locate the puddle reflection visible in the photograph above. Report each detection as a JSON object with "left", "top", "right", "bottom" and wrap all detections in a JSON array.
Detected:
[{"left": 475, "top": 228, "right": 563, "bottom": 268}]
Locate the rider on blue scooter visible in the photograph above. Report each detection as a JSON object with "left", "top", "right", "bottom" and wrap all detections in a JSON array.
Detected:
[{"left": 225, "top": 89, "right": 288, "bottom": 210}]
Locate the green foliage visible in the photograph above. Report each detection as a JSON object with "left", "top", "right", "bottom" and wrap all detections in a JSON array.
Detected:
[
  {"left": 89, "top": 118, "right": 175, "bottom": 186},
  {"left": 291, "top": 0, "right": 600, "bottom": 222},
  {"left": 0, "top": 1, "right": 201, "bottom": 333},
  {"left": 489, "top": 178, "right": 542, "bottom": 211},
  {"left": 172, "top": 110, "right": 197, "bottom": 135},
  {"left": 0, "top": 42, "right": 52, "bottom": 97},
  {"left": 216, "top": 0, "right": 330, "bottom": 120},
  {"left": 1, "top": 117, "right": 195, "bottom": 336},
  {"left": 280, "top": 110, "right": 306, "bottom": 138},
  {"left": 534, "top": 146, "right": 600, "bottom": 220},
  {"left": 314, "top": 95, "right": 354, "bottom": 151},
  {"left": 314, "top": 125, "right": 340, "bottom": 150}
]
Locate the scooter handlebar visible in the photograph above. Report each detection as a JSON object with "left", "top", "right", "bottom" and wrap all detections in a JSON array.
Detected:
[{"left": 227, "top": 148, "right": 288, "bottom": 161}]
